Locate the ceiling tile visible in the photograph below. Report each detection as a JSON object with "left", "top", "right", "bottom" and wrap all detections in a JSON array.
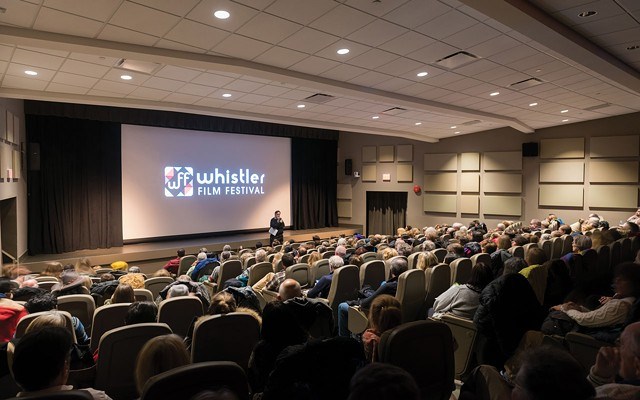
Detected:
[
  {"left": 93, "top": 80, "right": 137, "bottom": 95},
  {"left": 407, "top": 41, "right": 459, "bottom": 64},
  {"left": 289, "top": 56, "right": 340, "bottom": 75},
  {"left": 252, "top": 84, "right": 291, "bottom": 97},
  {"left": 372, "top": 77, "right": 414, "bottom": 92},
  {"left": 223, "top": 79, "right": 265, "bottom": 92},
  {"left": 279, "top": 88, "right": 315, "bottom": 100},
  {"left": 265, "top": 0, "right": 337, "bottom": 25},
  {"left": 252, "top": 46, "right": 308, "bottom": 68},
  {"left": 68, "top": 53, "right": 120, "bottom": 67},
  {"left": 346, "top": 49, "right": 399, "bottom": 70},
  {"left": 176, "top": 83, "right": 215, "bottom": 97},
  {"left": 575, "top": 13, "right": 637, "bottom": 38},
  {"left": 98, "top": 25, "right": 159, "bottom": 46},
  {"left": 236, "top": 13, "right": 302, "bottom": 44},
  {"left": 142, "top": 76, "right": 184, "bottom": 92},
  {"left": 235, "top": 93, "right": 271, "bottom": 104},
  {"left": 43, "top": 0, "right": 121, "bottom": 21},
  {"left": 0, "top": 1, "right": 39, "bottom": 27},
  {"left": 2, "top": 74, "right": 49, "bottom": 90},
  {"left": 17, "top": 45, "right": 68, "bottom": 58},
  {"left": 347, "top": 19, "right": 408, "bottom": 48},
  {"left": 109, "top": 2, "right": 180, "bottom": 37},
  {"left": 378, "top": 31, "right": 435, "bottom": 56},
  {"left": 262, "top": 97, "right": 295, "bottom": 107},
  {"left": 45, "top": 82, "right": 89, "bottom": 94},
  {"left": 211, "top": 35, "right": 272, "bottom": 60},
  {"left": 309, "top": 5, "right": 376, "bottom": 37},
  {"left": 103, "top": 68, "right": 149, "bottom": 84},
  {"left": 278, "top": 27, "right": 339, "bottom": 54},
  {"left": 60, "top": 59, "right": 109, "bottom": 78},
  {"left": 348, "top": 70, "right": 392, "bottom": 86},
  {"left": 52, "top": 71, "right": 98, "bottom": 88},
  {"left": 156, "top": 65, "right": 202, "bottom": 82},
  {"left": 383, "top": 0, "right": 451, "bottom": 30},
  {"left": 186, "top": 1, "right": 259, "bottom": 32},
  {"left": 33, "top": 7, "right": 104, "bottom": 37},
  {"left": 193, "top": 96, "right": 228, "bottom": 108},
  {"left": 490, "top": 45, "right": 539, "bottom": 65},
  {"left": 163, "top": 19, "right": 229, "bottom": 50},
  {"left": 443, "top": 23, "right": 501, "bottom": 49},
  {"left": 314, "top": 40, "right": 371, "bottom": 62},
  {"left": 321, "top": 64, "right": 369, "bottom": 81},
  {"left": 86, "top": 89, "right": 124, "bottom": 98},
  {"left": 11, "top": 48, "right": 65, "bottom": 70},
  {"left": 344, "top": 0, "right": 409, "bottom": 17},
  {"left": 468, "top": 34, "right": 521, "bottom": 58},
  {"left": 0, "top": 45, "right": 14, "bottom": 62},
  {"left": 163, "top": 92, "right": 202, "bottom": 104},
  {"left": 595, "top": 27, "right": 640, "bottom": 46},
  {"left": 415, "top": 9, "right": 476, "bottom": 40},
  {"left": 127, "top": 86, "right": 171, "bottom": 101},
  {"left": 551, "top": 0, "right": 625, "bottom": 27},
  {"left": 6, "top": 62, "right": 55, "bottom": 80},
  {"left": 376, "top": 57, "right": 426, "bottom": 76},
  {"left": 130, "top": 0, "right": 200, "bottom": 16},
  {"left": 154, "top": 39, "right": 207, "bottom": 53}
]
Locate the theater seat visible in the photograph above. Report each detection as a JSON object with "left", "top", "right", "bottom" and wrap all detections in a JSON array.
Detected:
[
  {"left": 56, "top": 294, "right": 96, "bottom": 333},
  {"left": 157, "top": 296, "right": 203, "bottom": 338},
  {"left": 247, "top": 262, "right": 273, "bottom": 287},
  {"left": 5, "top": 390, "right": 94, "bottom": 400},
  {"left": 90, "top": 303, "right": 131, "bottom": 352},
  {"left": 449, "top": 258, "right": 472, "bottom": 285},
  {"left": 359, "top": 260, "right": 385, "bottom": 290},
  {"left": 144, "top": 277, "right": 173, "bottom": 300},
  {"left": 15, "top": 310, "right": 76, "bottom": 342},
  {"left": 177, "top": 255, "right": 196, "bottom": 276}
]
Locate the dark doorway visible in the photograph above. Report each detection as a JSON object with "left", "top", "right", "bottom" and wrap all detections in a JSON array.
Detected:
[
  {"left": 0, "top": 197, "right": 17, "bottom": 264},
  {"left": 366, "top": 191, "right": 407, "bottom": 236}
]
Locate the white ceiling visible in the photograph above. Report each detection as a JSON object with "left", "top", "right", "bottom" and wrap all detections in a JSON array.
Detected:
[{"left": 0, "top": 0, "right": 637, "bottom": 142}]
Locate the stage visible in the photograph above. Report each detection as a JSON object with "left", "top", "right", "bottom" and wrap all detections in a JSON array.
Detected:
[{"left": 20, "top": 224, "right": 363, "bottom": 274}]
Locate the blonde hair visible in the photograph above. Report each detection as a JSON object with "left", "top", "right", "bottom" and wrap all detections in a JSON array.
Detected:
[
  {"left": 307, "top": 252, "right": 322, "bottom": 267},
  {"left": 135, "top": 334, "right": 189, "bottom": 395},
  {"left": 26, "top": 311, "right": 67, "bottom": 333},
  {"left": 75, "top": 258, "right": 94, "bottom": 275},
  {"left": 381, "top": 247, "right": 398, "bottom": 261},
  {"left": 41, "top": 262, "right": 63, "bottom": 278},
  {"left": 416, "top": 252, "right": 439, "bottom": 270}
]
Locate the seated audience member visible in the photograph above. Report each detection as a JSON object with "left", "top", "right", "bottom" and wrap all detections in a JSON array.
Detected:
[
  {"left": 502, "top": 257, "right": 528, "bottom": 275},
  {"left": 362, "top": 295, "right": 401, "bottom": 362},
  {"left": 208, "top": 251, "right": 233, "bottom": 284},
  {"left": 118, "top": 271, "right": 145, "bottom": 289},
  {"left": 337, "top": 257, "right": 408, "bottom": 337},
  {"left": 104, "top": 283, "right": 135, "bottom": 305},
  {"left": 12, "top": 326, "right": 112, "bottom": 399},
  {"left": 348, "top": 254, "right": 363, "bottom": 267},
  {"left": 100, "top": 273, "right": 116, "bottom": 282},
  {"left": 186, "top": 252, "right": 208, "bottom": 277},
  {"left": 0, "top": 278, "right": 28, "bottom": 342},
  {"left": 25, "top": 292, "right": 89, "bottom": 345},
  {"left": 278, "top": 278, "right": 302, "bottom": 301},
  {"left": 163, "top": 248, "right": 186, "bottom": 275},
  {"left": 562, "top": 235, "right": 592, "bottom": 266},
  {"left": 459, "top": 346, "right": 594, "bottom": 400},
  {"left": 444, "top": 243, "right": 465, "bottom": 264},
  {"left": 75, "top": 257, "right": 95, "bottom": 275},
  {"left": 51, "top": 270, "right": 88, "bottom": 296},
  {"left": 40, "top": 261, "right": 64, "bottom": 278},
  {"left": 627, "top": 208, "right": 640, "bottom": 224},
  {"left": 490, "top": 235, "right": 512, "bottom": 278},
  {"left": 431, "top": 262, "right": 493, "bottom": 319},
  {"left": 125, "top": 301, "right": 158, "bottom": 325},
  {"left": 166, "top": 284, "right": 189, "bottom": 299},
  {"left": 158, "top": 278, "right": 211, "bottom": 309},
  {"left": 135, "top": 334, "right": 190, "bottom": 395},
  {"left": 518, "top": 247, "right": 548, "bottom": 278},
  {"left": 205, "top": 291, "right": 261, "bottom": 325},
  {"left": 348, "top": 363, "right": 419, "bottom": 400},
  {"left": 307, "top": 255, "right": 344, "bottom": 299},
  {"left": 416, "top": 251, "right": 439, "bottom": 270},
  {"left": 262, "top": 253, "right": 295, "bottom": 293},
  {"left": 549, "top": 262, "right": 640, "bottom": 333}
]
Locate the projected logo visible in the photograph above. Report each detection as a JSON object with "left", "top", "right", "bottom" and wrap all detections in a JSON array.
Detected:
[{"left": 164, "top": 166, "right": 193, "bottom": 197}]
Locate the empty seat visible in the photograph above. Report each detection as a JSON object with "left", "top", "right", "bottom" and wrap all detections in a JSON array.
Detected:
[
  {"left": 311, "top": 259, "right": 331, "bottom": 284},
  {"left": 539, "top": 240, "right": 552, "bottom": 260},
  {"left": 56, "top": 294, "right": 96, "bottom": 333},
  {"left": 90, "top": 303, "right": 131, "bottom": 352},
  {"left": 247, "top": 262, "right": 274, "bottom": 286},
  {"left": 158, "top": 296, "right": 203, "bottom": 337},
  {"left": 144, "top": 277, "right": 174, "bottom": 300},
  {"left": 177, "top": 255, "right": 197, "bottom": 276},
  {"left": 211, "top": 260, "right": 243, "bottom": 293},
  {"left": 285, "top": 263, "right": 312, "bottom": 288},
  {"left": 134, "top": 288, "right": 154, "bottom": 302}
]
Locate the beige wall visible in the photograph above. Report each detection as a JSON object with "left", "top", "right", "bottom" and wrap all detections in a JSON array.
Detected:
[{"left": 338, "top": 112, "right": 640, "bottom": 233}]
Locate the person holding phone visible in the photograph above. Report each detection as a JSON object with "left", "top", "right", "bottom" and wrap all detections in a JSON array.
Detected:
[{"left": 269, "top": 210, "right": 284, "bottom": 245}]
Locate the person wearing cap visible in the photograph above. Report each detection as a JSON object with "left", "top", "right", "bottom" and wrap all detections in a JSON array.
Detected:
[
  {"left": 0, "top": 277, "right": 28, "bottom": 343},
  {"left": 51, "top": 270, "right": 87, "bottom": 296}
]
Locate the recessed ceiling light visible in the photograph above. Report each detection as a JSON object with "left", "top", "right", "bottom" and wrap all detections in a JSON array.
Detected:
[
  {"left": 372, "top": 116, "right": 379, "bottom": 119},
  {"left": 416, "top": 71, "right": 428, "bottom": 77},
  {"left": 490, "top": 92, "right": 500, "bottom": 96},
  {"left": 214, "top": 10, "right": 230, "bottom": 19},
  {"left": 529, "top": 102, "right": 538, "bottom": 107},
  {"left": 222, "top": 93, "right": 232, "bottom": 98},
  {"left": 297, "top": 104, "right": 306, "bottom": 108},
  {"left": 561, "top": 109, "right": 569, "bottom": 113},
  {"left": 454, "top": 131, "right": 460, "bottom": 134},
  {"left": 24, "top": 70, "right": 37, "bottom": 76},
  {"left": 562, "top": 119, "right": 569, "bottom": 122},
  {"left": 337, "top": 48, "right": 350, "bottom": 55},
  {"left": 450, "top": 126, "right": 457, "bottom": 129},
  {"left": 415, "top": 122, "right": 422, "bottom": 126},
  {"left": 120, "top": 74, "right": 132, "bottom": 80},
  {"left": 578, "top": 10, "right": 597, "bottom": 18}
]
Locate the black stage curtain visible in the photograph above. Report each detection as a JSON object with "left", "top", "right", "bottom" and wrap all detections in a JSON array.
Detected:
[
  {"left": 366, "top": 191, "right": 407, "bottom": 236},
  {"left": 291, "top": 138, "right": 338, "bottom": 229},
  {"left": 27, "top": 115, "right": 123, "bottom": 254}
]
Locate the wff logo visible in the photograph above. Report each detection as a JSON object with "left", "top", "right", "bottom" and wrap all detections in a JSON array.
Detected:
[{"left": 164, "top": 166, "right": 193, "bottom": 197}]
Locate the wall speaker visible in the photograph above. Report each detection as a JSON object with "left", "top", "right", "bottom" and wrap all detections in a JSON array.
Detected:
[
  {"left": 522, "top": 142, "right": 539, "bottom": 157},
  {"left": 28, "top": 143, "right": 40, "bottom": 171},
  {"left": 345, "top": 158, "right": 353, "bottom": 175}
]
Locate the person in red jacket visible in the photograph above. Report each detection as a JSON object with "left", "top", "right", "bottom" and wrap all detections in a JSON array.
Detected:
[
  {"left": 163, "top": 248, "right": 185, "bottom": 275},
  {"left": 0, "top": 277, "right": 28, "bottom": 343}
]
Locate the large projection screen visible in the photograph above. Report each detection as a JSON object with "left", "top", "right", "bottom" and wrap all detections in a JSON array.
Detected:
[{"left": 122, "top": 125, "right": 291, "bottom": 241}]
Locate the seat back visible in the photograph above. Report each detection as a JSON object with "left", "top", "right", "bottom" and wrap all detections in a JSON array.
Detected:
[
  {"left": 5, "top": 390, "right": 94, "bottom": 399},
  {"left": 95, "top": 323, "right": 172, "bottom": 399},
  {"left": 539, "top": 240, "right": 552, "bottom": 260},
  {"left": 523, "top": 243, "right": 538, "bottom": 258},
  {"left": 508, "top": 246, "right": 524, "bottom": 259},
  {"left": 56, "top": 294, "right": 96, "bottom": 332},
  {"left": 95, "top": 268, "right": 114, "bottom": 275},
  {"left": 312, "top": 259, "right": 331, "bottom": 282},
  {"left": 565, "top": 331, "right": 613, "bottom": 374},
  {"left": 299, "top": 253, "right": 310, "bottom": 264},
  {"left": 35, "top": 276, "right": 59, "bottom": 282},
  {"left": 134, "top": 288, "right": 154, "bottom": 302},
  {"left": 397, "top": 269, "right": 426, "bottom": 323},
  {"left": 449, "top": 258, "right": 472, "bottom": 285},
  {"left": 90, "top": 303, "right": 131, "bottom": 352},
  {"left": 439, "top": 314, "right": 478, "bottom": 379},
  {"left": 632, "top": 236, "right": 640, "bottom": 262},
  {"left": 620, "top": 238, "right": 633, "bottom": 263},
  {"left": 194, "top": 260, "right": 219, "bottom": 282},
  {"left": 407, "top": 252, "right": 421, "bottom": 269},
  {"left": 15, "top": 310, "right": 76, "bottom": 342},
  {"left": 285, "top": 264, "right": 311, "bottom": 288},
  {"left": 244, "top": 256, "right": 257, "bottom": 269},
  {"left": 38, "top": 280, "right": 58, "bottom": 291},
  {"left": 470, "top": 253, "right": 490, "bottom": 267},
  {"left": 525, "top": 265, "right": 549, "bottom": 305},
  {"left": 158, "top": 296, "right": 203, "bottom": 337},
  {"left": 360, "top": 260, "right": 386, "bottom": 290},
  {"left": 551, "top": 237, "right": 563, "bottom": 259},
  {"left": 191, "top": 313, "right": 260, "bottom": 369},
  {"left": 326, "top": 265, "right": 359, "bottom": 316},
  {"left": 215, "top": 260, "right": 243, "bottom": 291},
  {"left": 432, "top": 248, "right": 447, "bottom": 263},
  {"left": 361, "top": 252, "right": 379, "bottom": 263},
  {"left": 609, "top": 241, "right": 621, "bottom": 270},
  {"left": 144, "top": 277, "right": 174, "bottom": 300},
  {"left": 378, "top": 320, "right": 455, "bottom": 400},
  {"left": 425, "top": 263, "right": 452, "bottom": 310},
  {"left": 596, "top": 245, "right": 612, "bottom": 281},
  {"left": 177, "top": 255, "right": 197, "bottom": 276},
  {"left": 140, "top": 361, "right": 249, "bottom": 400},
  {"left": 248, "top": 262, "right": 274, "bottom": 286},
  {"left": 321, "top": 250, "right": 334, "bottom": 259},
  {"left": 562, "top": 235, "right": 573, "bottom": 256}
]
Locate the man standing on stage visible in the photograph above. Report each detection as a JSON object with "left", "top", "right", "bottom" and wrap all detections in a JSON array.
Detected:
[{"left": 269, "top": 210, "right": 284, "bottom": 245}]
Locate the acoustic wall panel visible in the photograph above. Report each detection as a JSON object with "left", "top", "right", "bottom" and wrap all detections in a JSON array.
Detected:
[
  {"left": 461, "top": 152, "right": 480, "bottom": 171},
  {"left": 461, "top": 195, "right": 479, "bottom": 214},
  {"left": 539, "top": 162, "right": 584, "bottom": 183},
  {"left": 379, "top": 145, "right": 394, "bottom": 162},
  {"left": 397, "top": 144, "right": 413, "bottom": 162},
  {"left": 423, "top": 194, "right": 456, "bottom": 213},
  {"left": 424, "top": 153, "right": 457, "bottom": 171},
  {"left": 362, "top": 146, "right": 377, "bottom": 162},
  {"left": 539, "top": 185, "right": 584, "bottom": 207},
  {"left": 590, "top": 186, "right": 638, "bottom": 209},
  {"left": 0, "top": 143, "right": 10, "bottom": 179},
  {"left": 483, "top": 196, "right": 521, "bottom": 216},
  {"left": 397, "top": 164, "right": 413, "bottom": 182},
  {"left": 337, "top": 184, "right": 352, "bottom": 200},
  {"left": 590, "top": 135, "right": 639, "bottom": 158},
  {"left": 540, "top": 138, "right": 584, "bottom": 159},
  {"left": 362, "top": 164, "right": 376, "bottom": 182},
  {"left": 461, "top": 173, "right": 479, "bottom": 192},
  {"left": 483, "top": 151, "right": 522, "bottom": 171},
  {"left": 590, "top": 161, "right": 638, "bottom": 183},
  {"left": 12, "top": 150, "right": 20, "bottom": 179},
  {"left": 424, "top": 173, "right": 457, "bottom": 192},
  {"left": 484, "top": 173, "right": 522, "bottom": 193},
  {"left": 337, "top": 200, "right": 352, "bottom": 218}
]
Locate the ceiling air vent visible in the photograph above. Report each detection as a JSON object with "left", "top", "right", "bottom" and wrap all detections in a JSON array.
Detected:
[
  {"left": 381, "top": 107, "right": 407, "bottom": 115},
  {"left": 509, "top": 78, "right": 544, "bottom": 90},
  {"left": 433, "top": 51, "right": 479, "bottom": 70},
  {"left": 462, "top": 120, "right": 481, "bottom": 126},
  {"left": 303, "top": 93, "right": 335, "bottom": 104},
  {"left": 584, "top": 103, "right": 611, "bottom": 111},
  {"left": 114, "top": 58, "right": 161, "bottom": 74}
]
